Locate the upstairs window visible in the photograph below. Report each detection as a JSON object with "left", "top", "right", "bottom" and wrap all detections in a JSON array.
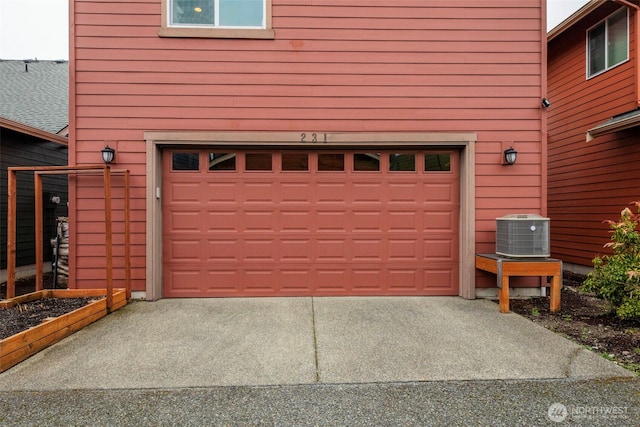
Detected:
[
  {"left": 588, "top": 8, "right": 628, "bottom": 78},
  {"left": 160, "top": 0, "right": 274, "bottom": 39},
  {"left": 171, "top": 0, "right": 265, "bottom": 28}
]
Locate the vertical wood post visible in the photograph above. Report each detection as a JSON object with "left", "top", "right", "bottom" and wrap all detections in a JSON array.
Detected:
[
  {"left": 124, "top": 170, "right": 131, "bottom": 299},
  {"left": 34, "top": 173, "right": 44, "bottom": 291},
  {"left": 104, "top": 166, "right": 113, "bottom": 312},
  {"left": 499, "top": 275, "right": 510, "bottom": 314},
  {"left": 550, "top": 272, "right": 562, "bottom": 313},
  {"left": 6, "top": 170, "right": 17, "bottom": 299}
]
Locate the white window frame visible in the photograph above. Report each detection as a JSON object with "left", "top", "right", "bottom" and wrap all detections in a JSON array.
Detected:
[
  {"left": 586, "top": 8, "right": 629, "bottom": 79},
  {"left": 159, "top": 0, "right": 274, "bottom": 39}
]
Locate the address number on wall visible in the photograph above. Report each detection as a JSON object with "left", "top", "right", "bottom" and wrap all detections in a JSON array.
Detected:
[{"left": 300, "top": 133, "right": 327, "bottom": 143}]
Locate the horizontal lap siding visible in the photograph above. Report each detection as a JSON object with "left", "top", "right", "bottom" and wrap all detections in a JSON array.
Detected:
[
  {"left": 547, "top": 3, "right": 640, "bottom": 267},
  {"left": 71, "top": 0, "right": 544, "bottom": 290},
  {"left": 0, "top": 130, "right": 69, "bottom": 268}
]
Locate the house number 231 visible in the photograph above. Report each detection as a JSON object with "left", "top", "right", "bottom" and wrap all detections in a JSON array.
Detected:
[{"left": 300, "top": 133, "right": 327, "bottom": 143}]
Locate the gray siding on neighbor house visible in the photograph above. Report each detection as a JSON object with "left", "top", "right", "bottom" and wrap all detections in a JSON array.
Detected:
[{"left": 0, "top": 128, "right": 68, "bottom": 269}]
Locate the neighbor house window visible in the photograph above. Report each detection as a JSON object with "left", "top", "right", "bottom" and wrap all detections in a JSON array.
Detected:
[
  {"left": 160, "top": 0, "right": 274, "bottom": 39},
  {"left": 587, "top": 8, "right": 628, "bottom": 78}
]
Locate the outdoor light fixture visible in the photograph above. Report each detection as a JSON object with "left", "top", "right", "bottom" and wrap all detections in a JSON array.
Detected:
[
  {"left": 101, "top": 145, "right": 115, "bottom": 164},
  {"left": 503, "top": 147, "right": 517, "bottom": 165},
  {"left": 541, "top": 98, "right": 551, "bottom": 108}
]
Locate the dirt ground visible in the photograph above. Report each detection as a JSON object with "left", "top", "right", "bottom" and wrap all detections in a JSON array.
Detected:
[
  {"left": 507, "top": 271, "right": 640, "bottom": 374},
  {"left": 0, "top": 297, "right": 93, "bottom": 340},
  {"left": 0, "top": 274, "right": 94, "bottom": 340}
]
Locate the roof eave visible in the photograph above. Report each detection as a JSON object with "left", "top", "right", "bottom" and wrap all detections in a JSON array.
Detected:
[
  {"left": 586, "top": 113, "right": 640, "bottom": 141},
  {"left": 548, "top": 0, "right": 608, "bottom": 42},
  {"left": 0, "top": 117, "right": 68, "bottom": 146}
]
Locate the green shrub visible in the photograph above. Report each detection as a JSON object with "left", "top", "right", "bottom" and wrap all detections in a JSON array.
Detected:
[{"left": 582, "top": 201, "right": 640, "bottom": 319}]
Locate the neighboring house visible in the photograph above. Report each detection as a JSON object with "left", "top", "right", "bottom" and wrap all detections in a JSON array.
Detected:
[
  {"left": 69, "top": 0, "right": 549, "bottom": 300},
  {"left": 0, "top": 60, "right": 69, "bottom": 280},
  {"left": 548, "top": 0, "right": 640, "bottom": 274}
]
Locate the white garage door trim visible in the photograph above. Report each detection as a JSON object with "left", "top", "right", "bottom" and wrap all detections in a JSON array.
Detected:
[{"left": 144, "top": 132, "right": 476, "bottom": 300}]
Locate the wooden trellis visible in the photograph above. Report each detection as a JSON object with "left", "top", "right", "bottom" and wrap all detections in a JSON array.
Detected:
[{"left": 6, "top": 165, "right": 131, "bottom": 311}]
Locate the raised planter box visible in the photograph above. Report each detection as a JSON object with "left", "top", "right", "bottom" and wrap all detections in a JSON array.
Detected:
[{"left": 1, "top": 289, "right": 126, "bottom": 373}]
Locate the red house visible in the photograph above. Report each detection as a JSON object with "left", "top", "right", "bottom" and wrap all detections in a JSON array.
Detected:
[
  {"left": 548, "top": 0, "right": 640, "bottom": 274},
  {"left": 69, "top": 0, "right": 549, "bottom": 300}
]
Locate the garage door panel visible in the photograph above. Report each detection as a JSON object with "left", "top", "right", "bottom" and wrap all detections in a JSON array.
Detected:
[
  {"left": 166, "top": 270, "right": 202, "bottom": 292},
  {"left": 281, "top": 210, "right": 311, "bottom": 231},
  {"left": 388, "top": 239, "right": 419, "bottom": 260},
  {"left": 388, "top": 211, "right": 419, "bottom": 231},
  {"left": 316, "top": 269, "right": 348, "bottom": 291},
  {"left": 316, "top": 210, "right": 348, "bottom": 232},
  {"left": 163, "top": 149, "right": 459, "bottom": 297},
  {"left": 388, "top": 183, "right": 418, "bottom": 203},
  {"left": 352, "top": 182, "right": 383, "bottom": 203},
  {"left": 280, "top": 182, "right": 313, "bottom": 204},
  {"left": 352, "top": 210, "right": 383, "bottom": 231},
  {"left": 168, "top": 183, "right": 201, "bottom": 203},
  {"left": 206, "top": 270, "right": 239, "bottom": 294},
  {"left": 207, "top": 240, "right": 238, "bottom": 261},
  {"left": 244, "top": 239, "right": 276, "bottom": 261},
  {"left": 281, "top": 239, "right": 312, "bottom": 261},
  {"left": 317, "top": 182, "right": 348, "bottom": 204},
  {"left": 388, "top": 269, "right": 419, "bottom": 290},
  {"left": 168, "top": 211, "right": 202, "bottom": 231},
  {"left": 423, "top": 183, "right": 456, "bottom": 202},
  {"left": 243, "top": 182, "right": 275, "bottom": 203},
  {"left": 352, "top": 239, "right": 383, "bottom": 260},
  {"left": 352, "top": 269, "right": 384, "bottom": 290},
  {"left": 423, "top": 239, "right": 455, "bottom": 259},
  {"left": 243, "top": 210, "right": 275, "bottom": 231},
  {"left": 280, "top": 269, "right": 311, "bottom": 291},
  {"left": 207, "top": 211, "right": 238, "bottom": 231},
  {"left": 168, "top": 240, "right": 202, "bottom": 261},
  {"left": 424, "top": 211, "right": 454, "bottom": 231},
  {"left": 424, "top": 269, "right": 457, "bottom": 294},
  {"left": 243, "top": 269, "right": 277, "bottom": 292},
  {"left": 317, "top": 239, "right": 347, "bottom": 260},
  {"left": 206, "top": 182, "right": 237, "bottom": 203}
]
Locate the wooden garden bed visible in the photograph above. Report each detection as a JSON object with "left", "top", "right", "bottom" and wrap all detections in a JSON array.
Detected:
[{"left": 0, "top": 289, "right": 126, "bottom": 373}]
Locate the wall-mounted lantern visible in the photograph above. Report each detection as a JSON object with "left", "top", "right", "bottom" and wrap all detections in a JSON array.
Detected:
[
  {"left": 503, "top": 147, "right": 517, "bottom": 165},
  {"left": 101, "top": 145, "right": 116, "bottom": 164}
]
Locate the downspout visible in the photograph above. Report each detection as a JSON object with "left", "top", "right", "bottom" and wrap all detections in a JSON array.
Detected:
[{"left": 614, "top": 0, "right": 640, "bottom": 106}]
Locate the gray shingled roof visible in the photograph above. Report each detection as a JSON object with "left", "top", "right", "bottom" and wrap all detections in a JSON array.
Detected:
[{"left": 0, "top": 60, "right": 68, "bottom": 134}]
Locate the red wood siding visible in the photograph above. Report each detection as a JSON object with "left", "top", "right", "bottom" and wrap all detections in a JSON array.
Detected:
[
  {"left": 548, "top": 3, "right": 640, "bottom": 267},
  {"left": 70, "top": 0, "right": 545, "bottom": 291}
]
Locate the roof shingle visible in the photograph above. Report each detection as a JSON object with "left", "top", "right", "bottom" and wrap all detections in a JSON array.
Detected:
[{"left": 0, "top": 60, "right": 68, "bottom": 134}]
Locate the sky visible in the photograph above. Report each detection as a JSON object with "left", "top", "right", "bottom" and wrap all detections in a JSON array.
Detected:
[{"left": 0, "top": 0, "right": 591, "bottom": 61}]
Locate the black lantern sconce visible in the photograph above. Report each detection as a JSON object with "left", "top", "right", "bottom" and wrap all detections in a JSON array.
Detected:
[
  {"left": 503, "top": 147, "right": 517, "bottom": 165},
  {"left": 541, "top": 98, "right": 551, "bottom": 108},
  {"left": 101, "top": 145, "right": 115, "bottom": 164}
]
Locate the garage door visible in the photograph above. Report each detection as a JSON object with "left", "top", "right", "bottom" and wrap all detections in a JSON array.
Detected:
[{"left": 162, "top": 149, "right": 459, "bottom": 297}]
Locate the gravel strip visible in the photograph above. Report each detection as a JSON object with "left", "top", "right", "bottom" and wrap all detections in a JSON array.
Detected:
[{"left": 1, "top": 378, "right": 638, "bottom": 426}]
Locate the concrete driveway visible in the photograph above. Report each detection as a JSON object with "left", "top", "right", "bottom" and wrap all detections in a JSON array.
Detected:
[{"left": 0, "top": 297, "right": 633, "bottom": 391}]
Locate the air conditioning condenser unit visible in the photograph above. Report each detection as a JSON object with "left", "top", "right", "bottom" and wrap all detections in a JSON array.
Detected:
[{"left": 496, "top": 214, "right": 550, "bottom": 258}]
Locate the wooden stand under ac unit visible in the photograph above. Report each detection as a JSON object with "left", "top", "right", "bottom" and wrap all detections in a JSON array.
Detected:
[{"left": 475, "top": 253, "right": 562, "bottom": 314}]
